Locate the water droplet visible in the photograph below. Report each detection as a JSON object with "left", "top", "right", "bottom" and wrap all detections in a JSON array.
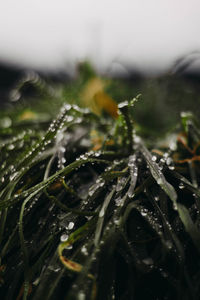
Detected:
[
  {"left": 81, "top": 245, "right": 88, "bottom": 256},
  {"left": 99, "top": 210, "right": 104, "bottom": 217},
  {"left": 157, "top": 178, "right": 163, "bottom": 185},
  {"left": 61, "top": 157, "right": 66, "bottom": 164},
  {"left": 166, "top": 157, "right": 172, "bottom": 165},
  {"left": 64, "top": 104, "right": 72, "bottom": 111},
  {"left": 114, "top": 197, "right": 123, "bottom": 207},
  {"left": 0, "top": 117, "right": 12, "bottom": 128},
  {"left": 169, "top": 165, "right": 175, "bottom": 170},
  {"left": 94, "top": 152, "right": 101, "bottom": 157},
  {"left": 78, "top": 291, "right": 86, "bottom": 300},
  {"left": 161, "top": 271, "right": 168, "bottom": 278},
  {"left": 10, "top": 89, "right": 21, "bottom": 102},
  {"left": 142, "top": 257, "right": 154, "bottom": 265},
  {"left": 32, "top": 277, "right": 40, "bottom": 286},
  {"left": 80, "top": 154, "right": 87, "bottom": 161},
  {"left": 163, "top": 152, "right": 169, "bottom": 158},
  {"left": 99, "top": 179, "right": 105, "bottom": 187},
  {"left": 68, "top": 222, "right": 74, "bottom": 230},
  {"left": 152, "top": 155, "right": 157, "bottom": 162},
  {"left": 169, "top": 141, "right": 177, "bottom": 151},
  {"left": 48, "top": 266, "right": 61, "bottom": 273},
  {"left": 128, "top": 154, "right": 136, "bottom": 167},
  {"left": 7, "top": 144, "right": 14, "bottom": 150},
  {"left": 165, "top": 240, "right": 173, "bottom": 249},
  {"left": 116, "top": 177, "right": 127, "bottom": 192},
  {"left": 133, "top": 135, "right": 141, "bottom": 143},
  {"left": 114, "top": 219, "right": 120, "bottom": 226},
  {"left": 118, "top": 100, "right": 129, "bottom": 109},
  {"left": 60, "top": 146, "right": 66, "bottom": 153},
  {"left": 60, "top": 234, "right": 68, "bottom": 242},
  {"left": 141, "top": 209, "right": 147, "bottom": 217},
  {"left": 65, "top": 115, "right": 74, "bottom": 122},
  {"left": 88, "top": 189, "right": 95, "bottom": 197},
  {"left": 178, "top": 183, "right": 185, "bottom": 189},
  {"left": 10, "top": 172, "right": 18, "bottom": 181}
]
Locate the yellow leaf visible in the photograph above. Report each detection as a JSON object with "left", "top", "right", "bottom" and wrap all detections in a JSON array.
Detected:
[
  {"left": 60, "top": 256, "right": 82, "bottom": 273},
  {"left": 18, "top": 110, "right": 37, "bottom": 121},
  {"left": 94, "top": 91, "right": 118, "bottom": 119},
  {"left": 81, "top": 77, "right": 118, "bottom": 118}
]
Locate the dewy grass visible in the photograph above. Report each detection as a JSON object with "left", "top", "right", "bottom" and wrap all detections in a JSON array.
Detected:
[{"left": 1, "top": 72, "right": 200, "bottom": 300}]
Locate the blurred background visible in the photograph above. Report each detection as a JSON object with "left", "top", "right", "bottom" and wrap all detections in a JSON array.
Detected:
[
  {"left": 0, "top": 0, "right": 200, "bottom": 134},
  {"left": 0, "top": 0, "right": 200, "bottom": 74}
]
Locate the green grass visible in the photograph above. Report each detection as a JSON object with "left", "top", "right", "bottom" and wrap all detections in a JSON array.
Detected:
[{"left": 0, "top": 65, "right": 200, "bottom": 300}]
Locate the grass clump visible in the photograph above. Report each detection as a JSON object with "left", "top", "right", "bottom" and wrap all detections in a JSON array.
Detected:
[{"left": 0, "top": 70, "right": 200, "bottom": 300}]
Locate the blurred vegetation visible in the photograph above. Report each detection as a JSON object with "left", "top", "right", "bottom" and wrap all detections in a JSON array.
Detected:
[
  {"left": 0, "top": 62, "right": 200, "bottom": 300},
  {"left": 2, "top": 61, "right": 200, "bottom": 137}
]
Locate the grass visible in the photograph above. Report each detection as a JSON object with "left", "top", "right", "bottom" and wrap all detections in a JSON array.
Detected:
[{"left": 0, "top": 64, "right": 200, "bottom": 299}]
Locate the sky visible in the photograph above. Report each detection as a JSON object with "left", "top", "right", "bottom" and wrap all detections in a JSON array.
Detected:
[{"left": 0, "top": 0, "right": 199, "bottom": 75}]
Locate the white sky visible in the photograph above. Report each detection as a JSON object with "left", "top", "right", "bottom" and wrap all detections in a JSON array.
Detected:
[{"left": 0, "top": 0, "right": 199, "bottom": 74}]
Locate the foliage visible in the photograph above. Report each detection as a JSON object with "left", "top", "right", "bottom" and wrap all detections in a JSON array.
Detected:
[{"left": 0, "top": 67, "right": 200, "bottom": 300}]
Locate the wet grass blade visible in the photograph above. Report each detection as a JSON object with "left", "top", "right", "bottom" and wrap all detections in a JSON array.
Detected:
[
  {"left": 140, "top": 143, "right": 178, "bottom": 204},
  {"left": 177, "top": 203, "right": 200, "bottom": 254}
]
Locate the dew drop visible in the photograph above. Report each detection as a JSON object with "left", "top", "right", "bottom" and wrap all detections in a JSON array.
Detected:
[
  {"left": 61, "top": 157, "right": 66, "bottom": 164},
  {"left": 141, "top": 210, "right": 147, "bottom": 217},
  {"left": 178, "top": 183, "right": 185, "bottom": 189},
  {"left": 68, "top": 222, "right": 74, "bottom": 230},
  {"left": 99, "top": 210, "right": 104, "bottom": 217},
  {"left": 114, "top": 219, "right": 120, "bottom": 226},
  {"left": 142, "top": 257, "right": 154, "bottom": 265},
  {"left": 157, "top": 178, "right": 163, "bottom": 185},
  {"left": 53, "top": 267, "right": 61, "bottom": 273},
  {"left": 81, "top": 245, "right": 88, "bottom": 256},
  {"left": 64, "top": 104, "right": 72, "bottom": 111},
  {"left": 10, "top": 89, "right": 21, "bottom": 102},
  {"left": 60, "top": 234, "right": 68, "bottom": 242},
  {"left": 165, "top": 240, "right": 173, "bottom": 249},
  {"left": 78, "top": 291, "right": 86, "bottom": 300},
  {"left": 166, "top": 157, "right": 172, "bottom": 165},
  {"left": 88, "top": 189, "right": 95, "bottom": 197},
  {"left": 68, "top": 115, "right": 74, "bottom": 122},
  {"left": 60, "top": 146, "right": 66, "bottom": 153},
  {"left": 94, "top": 152, "right": 100, "bottom": 157},
  {"left": 7, "top": 144, "right": 15, "bottom": 150},
  {"left": 10, "top": 172, "right": 18, "bottom": 181},
  {"left": 152, "top": 155, "right": 157, "bottom": 162},
  {"left": 118, "top": 100, "right": 128, "bottom": 109},
  {"left": 114, "top": 197, "right": 123, "bottom": 207},
  {"left": 116, "top": 177, "right": 127, "bottom": 192},
  {"left": 169, "top": 141, "right": 177, "bottom": 151},
  {"left": 133, "top": 135, "right": 141, "bottom": 144},
  {"left": 169, "top": 165, "right": 175, "bottom": 170},
  {"left": 161, "top": 271, "right": 168, "bottom": 278}
]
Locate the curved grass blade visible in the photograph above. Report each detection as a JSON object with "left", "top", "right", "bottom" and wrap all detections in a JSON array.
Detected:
[
  {"left": 140, "top": 143, "right": 177, "bottom": 205},
  {"left": 0, "top": 157, "right": 111, "bottom": 210},
  {"left": 94, "top": 188, "right": 115, "bottom": 246},
  {"left": 127, "top": 154, "right": 138, "bottom": 198},
  {"left": 177, "top": 203, "right": 200, "bottom": 254},
  {"left": 18, "top": 190, "right": 42, "bottom": 300},
  {"left": 58, "top": 218, "right": 96, "bottom": 282}
]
